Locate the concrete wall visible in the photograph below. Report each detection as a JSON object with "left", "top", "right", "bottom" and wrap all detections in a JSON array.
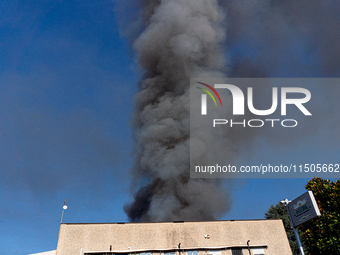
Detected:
[{"left": 56, "top": 220, "right": 292, "bottom": 255}]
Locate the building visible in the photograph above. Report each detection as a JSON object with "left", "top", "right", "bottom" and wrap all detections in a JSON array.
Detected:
[{"left": 56, "top": 220, "right": 292, "bottom": 255}]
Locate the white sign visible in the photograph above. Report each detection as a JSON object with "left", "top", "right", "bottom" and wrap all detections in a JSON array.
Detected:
[{"left": 288, "top": 190, "right": 321, "bottom": 227}]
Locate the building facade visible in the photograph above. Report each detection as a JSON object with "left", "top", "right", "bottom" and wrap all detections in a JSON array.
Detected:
[{"left": 56, "top": 220, "right": 292, "bottom": 255}]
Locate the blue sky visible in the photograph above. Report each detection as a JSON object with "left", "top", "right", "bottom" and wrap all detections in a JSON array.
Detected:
[{"left": 0, "top": 1, "right": 339, "bottom": 254}]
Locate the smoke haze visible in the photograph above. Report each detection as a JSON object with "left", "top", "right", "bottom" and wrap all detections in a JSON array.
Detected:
[
  {"left": 223, "top": 0, "right": 340, "bottom": 77},
  {"left": 122, "top": 0, "right": 340, "bottom": 221},
  {"left": 124, "top": 0, "right": 231, "bottom": 222}
]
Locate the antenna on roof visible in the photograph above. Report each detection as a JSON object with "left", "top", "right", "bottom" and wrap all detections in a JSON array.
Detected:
[{"left": 60, "top": 199, "right": 67, "bottom": 224}]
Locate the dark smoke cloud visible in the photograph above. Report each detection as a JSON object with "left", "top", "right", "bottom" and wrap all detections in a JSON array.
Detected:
[
  {"left": 122, "top": 0, "right": 340, "bottom": 221},
  {"left": 222, "top": 0, "right": 340, "bottom": 147},
  {"left": 124, "top": 0, "right": 231, "bottom": 222},
  {"left": 223, "top": 0, "right": 340, "bottom": 77}
]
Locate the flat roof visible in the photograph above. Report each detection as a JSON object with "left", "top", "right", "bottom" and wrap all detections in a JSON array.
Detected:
[{"left": 60, "top": 219, "right": 282, "bottom": 225}]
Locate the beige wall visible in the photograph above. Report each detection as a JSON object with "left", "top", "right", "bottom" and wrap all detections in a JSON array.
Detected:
[{"left": 56, "top": 220, "right": 292, "bottom": 255}]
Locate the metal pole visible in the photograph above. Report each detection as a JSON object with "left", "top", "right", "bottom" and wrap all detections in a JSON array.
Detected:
[
  {"left": 60, "top": 208, "right": 65, "bottom": 224},
  {"left": 60, "top": 199, "right": 66, "bottom": 224},
  {"left": 282, "top": 199, "right": 305, "bottom": 255}
]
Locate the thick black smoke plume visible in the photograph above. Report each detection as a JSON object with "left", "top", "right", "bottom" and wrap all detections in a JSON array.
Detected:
[
  {"left": 122, "top": 0, "right": 340, "bottom": 221},
  {"left": 124, "top": 0, "right": 231, "bottom": 222}
]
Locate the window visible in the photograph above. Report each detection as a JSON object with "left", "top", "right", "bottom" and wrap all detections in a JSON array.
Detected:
[
  {"left": 187, "top": 251, "right": 198, "bottom": 255},
  {"left": 164, "top": 252, "right": 176, "bottom": 255},
  {"left": 231, "top": 248, "right": 243, "bottom": 255},
  {"left": 208, "top": 250, "right": 221, "bottom": 255},
  {"left": 252, "top": 248, "right": 265, "bottom": 255}
]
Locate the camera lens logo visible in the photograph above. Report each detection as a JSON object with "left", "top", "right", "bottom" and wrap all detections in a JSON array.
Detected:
[{"left": 196, "top": 82, "right": 222, "bottom": 115}]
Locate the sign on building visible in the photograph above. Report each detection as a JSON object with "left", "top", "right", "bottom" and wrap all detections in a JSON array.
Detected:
[{"left": 287, "top": 190, "right": 321, "bottom": 227}]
